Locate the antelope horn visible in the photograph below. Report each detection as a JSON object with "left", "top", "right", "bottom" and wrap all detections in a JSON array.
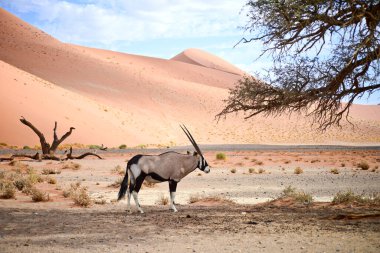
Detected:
[{"left": 180, "top": 124, "right": 204, "bottom": 157}]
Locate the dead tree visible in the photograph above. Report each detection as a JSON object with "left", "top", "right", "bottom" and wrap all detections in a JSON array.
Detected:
[
  {"left": 20, "top": 116, "right": 75, "bottom": 155},
  {"left": 1, "top": 117, "right": 103, "bottom": 161}
]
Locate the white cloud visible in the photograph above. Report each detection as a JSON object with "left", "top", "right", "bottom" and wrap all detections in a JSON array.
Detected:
[{"left": 3, "top": 0, "right": 247, "bottom": 45}]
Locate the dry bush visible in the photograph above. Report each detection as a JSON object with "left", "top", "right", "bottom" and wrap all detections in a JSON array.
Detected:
[
  {"left": 255, "top": 160, "right": 264, "bottom": 166},
  {"left": 46, "top": 176, "right": 57, "bottom": 184},
  {"left": 280, "top": 186, "right": 313, "bottom": 204},
  {"left": 341, "top": 163, "right": 346, "bottom": 167},
  {"left": 156, "top": 195, "right": 169, "bottom": 205},
  {"left": 30, "top": 187, "right": 50, "bottom": 202},
  {"left": 230, "top": 168, "right": 236, "bottom": 174},
  {"left": 294, "top": 167, "right": 303, "bottom": 174},
  {"left": 42, "top": 168, "right": 61, "bottom": 175},
  {"left": 143, "top": 181, "right": 156, "bottom": 188},
  {"left": 61, "top": 162, "right": 81, "bottom": 170},
  {"left": 108, "top": 177, "right": 124, "bottom": 188},
  {"left": 111, "top": 165, "right": 125, "bottom": 176},
  {"left": 0, "top": 180, "right": 16, "bottom": 199},
  {"left": 188, "top": 194, "right": 234, "bottom": 205},
  {"left": 284, "top": 160, "right": 291, "bottom": 164},
  {"left": 310, "top": 159, "right": 320, "bottom": 163},
  {"left": 248, "top": 168, "right": 256, "bottom": 174},
  {"left": 94, "top": 198, "right": 107, "bottom": 205},
  {"left": 330, "top": 168, "right": 339, "bottom": 174},
  {"left": 73, "top": 187, "right": 92, "bottom": 207},
  {"left": 63, "top": 182, "right": 91, "bottom": 207},
  {"left": 357, "top": 161, "right": 370, "bottom": 170},
  {"left": 258, "top": 168, "right": 265, "bottom": 174},
  {"left": 216, "top": 153, "right": 226, "bottom": 161},
  {"left": 332, "top": 191, "right": 380, "bottom": 206}
]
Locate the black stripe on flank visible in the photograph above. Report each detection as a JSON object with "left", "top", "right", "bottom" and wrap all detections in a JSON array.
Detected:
[{"left": 147, "top": 172, "right": 169, "bottom": 182}]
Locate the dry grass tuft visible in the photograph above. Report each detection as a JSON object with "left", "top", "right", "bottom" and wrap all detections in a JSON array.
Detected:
[
  {"left": 63, "top": 182, "right": 92, "bottom": 207},
  {"left": 30, "top": 187, "right": 50, "bottom": 202},
  {"left": 42, "top": 168, "right": 61, "bottom": 175},
  {"left": 248, "top": 168, "right": 256, "bottom": 174},
  {"left": 332, "top": 190, "right": 380, "bottom": 206},
  {"left": 111, "top": 165, "right": 125, "bottom": 176},
  {"left": 0, "top": 180, "right": 16, "bottom": 199},
  {"left": 156, "top": 195, "right": 169, "bottom": 205},
  {"left": 280, "top": 186, "right": 313, "bottom": 204},
  {"left": 61, "top": 162, "right": 81, "bottom": 170},
  {"left": 188, "top": 194, "right": 235, "bottom": 205},
  {"left": 330, "top": 168, "right": 339, "bottom": 174},
  {"left": 294, "top": 167, "right": 304, "bottom": 174},
  {"left": 108, "top": 177, "right": 124, "bottom": 188},
  {"left": 143, "top": 181, "right": 156, "bottom": 188},
  {"left": 46, "top": 176, "right": 57, "bottom": 184},
  {"left": 357, "top": 161, "right": 370, "bottom": 170},
  {"left": 258, "top": 168, "right": 265, "bottom": 174},
  {"left": 230, "top": 168, "right": 237, "bottom": 174}
]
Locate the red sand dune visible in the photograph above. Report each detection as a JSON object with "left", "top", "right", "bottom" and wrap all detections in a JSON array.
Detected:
[{"left": 0, "top": 8, "right": 379, "bottom": 147}]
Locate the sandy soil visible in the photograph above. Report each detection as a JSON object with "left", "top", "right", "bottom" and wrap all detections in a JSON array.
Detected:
[{"left": 1, "top": 148, "right": 379, "bottom": 252}]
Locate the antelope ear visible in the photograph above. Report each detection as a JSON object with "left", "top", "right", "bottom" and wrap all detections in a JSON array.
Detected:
[{"left": 193, "top": 151, "right": 198, "bottom": 156}]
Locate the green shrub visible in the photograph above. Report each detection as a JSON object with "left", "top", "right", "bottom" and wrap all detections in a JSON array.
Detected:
[
  {"left": 216, "top": 153, "right": 226, "bottom": 160},
  {"left": 119, "top": 144, "right": 127, "bottom": 149}
]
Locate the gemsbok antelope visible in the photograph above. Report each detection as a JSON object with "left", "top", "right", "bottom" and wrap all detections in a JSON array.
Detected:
[{"left": 117, "top": 125, "right": 210, "bottom": 213}]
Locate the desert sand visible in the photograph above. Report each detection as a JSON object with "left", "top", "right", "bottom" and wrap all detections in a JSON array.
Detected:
[
  {"left": 0, "top": 148, "right": 379, "bottom": 252},
  {"left": 1, "top": 7, "right": 380, "bottom": 148}
]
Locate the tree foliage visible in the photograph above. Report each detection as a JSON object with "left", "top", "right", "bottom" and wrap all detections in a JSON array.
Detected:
[{"left": 218, "top": 0, "right": 380, "bottom": 129}]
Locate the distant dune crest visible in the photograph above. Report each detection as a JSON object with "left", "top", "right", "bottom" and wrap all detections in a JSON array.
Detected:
[{"left": 171, "top": 48, "right": 245, "bottom": 76}]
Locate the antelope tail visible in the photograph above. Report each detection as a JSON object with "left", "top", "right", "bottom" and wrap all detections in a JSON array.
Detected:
[{"left": 117, "top": 165, "right": 129, "bottom": 201}]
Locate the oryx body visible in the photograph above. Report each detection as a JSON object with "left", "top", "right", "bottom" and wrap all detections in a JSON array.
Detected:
[{"left": 117, "top": 125, "right": 210, "bottom": 213}]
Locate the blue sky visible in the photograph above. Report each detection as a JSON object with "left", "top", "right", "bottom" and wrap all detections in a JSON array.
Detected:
[{"left": 0, "top": 0, "right": 378, "bottom": 104}]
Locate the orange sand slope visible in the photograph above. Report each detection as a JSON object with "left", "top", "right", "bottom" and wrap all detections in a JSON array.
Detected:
[{"left": 0, "top": 8, "right": 379, "bottom": 147}]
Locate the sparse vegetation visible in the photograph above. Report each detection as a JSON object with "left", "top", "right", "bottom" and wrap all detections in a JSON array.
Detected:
[
  {"left": 332, "top": 190, "right": 380, "bottom": 206},
  {"left": 341, "top": 163, "right": 345, "bottom": 167},
  {"left": 294, "top": 167, "right": 303, "bottom": 174},
  {"left": 119, "top": 144, "right": 127, "bottom": 149},
  {"left": 109, "top": 177, "right": 124, "bottom": 188},
  {"left": 255, "top": 160, "right": 264, "bottom": 166},
  {"left": 156, "top": 195, "right": 169, "bottom": 205},
  {"left": 357, "top": 161, "right": 370, "bottom": 170},
  {"left": 279, "top": 186, "right": 313, "bottom": 204},
  {"left": 0, "top": 180, "right": 16, "bottom": 199},
  {"left": 216, "top": 153, "right": 226, "bottom": 161},
  {"left": 143, "top": 181, "right": 156, "bottom": 188},
  {"left": 42, "top": 168, "right": 61, "bottom": 175},
  {"left": 258, "top": 168, "right": 265, "bottom": 174},
  {"left": 111, "top": 165, "right": 125, "bottom": 176},
  {"left": 330, "top": 168, "right": 339, "bottom": 174},
  {"left": 46, "top": 176, "right": 57, "bottom": 184},
  {"left": 188, "top": 194, "right": 235, "bottom": 205},
  {"left": 248, "top": 168, "right": 256, "bottom": 174},
  {"left": 61, "top": 162, "right": 81, "bottom": 170},
  {"left": 230, "top": 168, "right": 236, "bottom": 174},
  {"left": 310, "top": 159, "right": 320, "bottom": 164},
  {"left": 31, "top": 188, "right": 50, "bottom": 202},
  {"left": 63, "top": 182, "right": 91, "bottom": 207}
]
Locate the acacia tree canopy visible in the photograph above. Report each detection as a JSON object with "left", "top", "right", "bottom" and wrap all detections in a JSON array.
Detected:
[{"left": 218, "top": 0, "right": 380, "bottom": 130}]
